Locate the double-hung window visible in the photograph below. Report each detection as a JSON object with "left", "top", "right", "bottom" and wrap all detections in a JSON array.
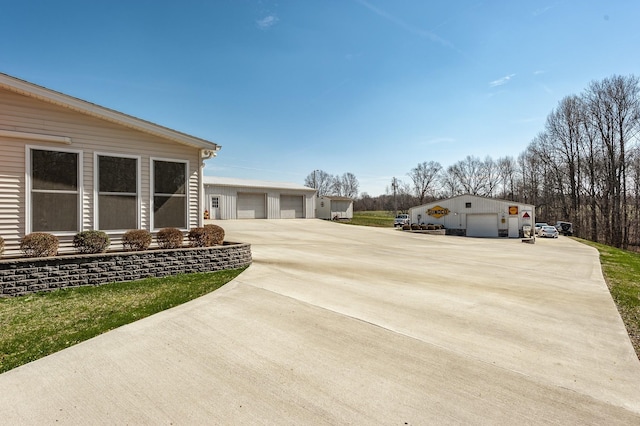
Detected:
[
  {"left": 97, "top": 154, "right": 138, "bottom": 230},
  {"left": 30, "top": 148, "right": 80, "bottom": 233},
  {"left": 152, "top": 159, "right": 187, "bottom": 229}
]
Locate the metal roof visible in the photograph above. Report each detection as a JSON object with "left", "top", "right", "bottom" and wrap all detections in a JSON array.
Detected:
[
  {"left": 203, "top": 176, "right": 317, "bottom": 192},
  {"left": 0, "top": 72, "right": 220, "bottom": 151}
]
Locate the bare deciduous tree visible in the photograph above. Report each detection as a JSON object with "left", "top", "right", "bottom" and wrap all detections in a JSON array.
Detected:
[
  {"left": 304, "top": 170, "right": 333, "bottom": 196},
  {"left": 407, "top": 161, "right": 442, "bottom": 204}
]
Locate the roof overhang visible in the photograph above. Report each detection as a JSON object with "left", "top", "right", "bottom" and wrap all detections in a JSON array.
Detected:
[{"left": 0, "top": 73, "right": 220, "bottom": 151}]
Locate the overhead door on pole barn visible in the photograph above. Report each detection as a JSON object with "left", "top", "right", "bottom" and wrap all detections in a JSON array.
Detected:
[
  {"left": 466, "top": 214, "right": 498, "bottom": 237},
  {"left": 237, "top": 193, "right": 266, "bottom": 219},
  {"left": 280, "top": 195, "right": 303, "bottom": 219}
]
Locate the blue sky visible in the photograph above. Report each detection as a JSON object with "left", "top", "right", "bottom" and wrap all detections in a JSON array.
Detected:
[{"left": 2, "top": 1, "right": 639, "bottom": 196}]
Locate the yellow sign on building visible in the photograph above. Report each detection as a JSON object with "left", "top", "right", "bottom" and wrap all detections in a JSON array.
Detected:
[{"left": 427, "top": 205, "right": 450, "bottom": 218}]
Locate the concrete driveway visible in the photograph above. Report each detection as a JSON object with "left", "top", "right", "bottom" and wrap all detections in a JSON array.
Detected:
[{"left": 1, "top": 219, "right": 639, "bottom": 424}]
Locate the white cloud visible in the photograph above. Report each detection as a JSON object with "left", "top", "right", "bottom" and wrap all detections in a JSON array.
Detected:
[
  {"left": 489, "top": 74, "right": 516, "bottom": 87},
  {"left": 256, "top": 15, "right": 279, "bottom": 30}
]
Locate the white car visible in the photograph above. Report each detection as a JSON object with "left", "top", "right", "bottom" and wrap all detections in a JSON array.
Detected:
[
  {"left": 539, "top": 225, "right": 559, "bottom": 238},
  {"left": 535, "top": 222, "right": 549, "bottom": 234}
]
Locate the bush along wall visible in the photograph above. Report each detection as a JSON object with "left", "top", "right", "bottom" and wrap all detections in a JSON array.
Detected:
[{"left": 0, "top": 242, "right": 252, "bottom": 297}]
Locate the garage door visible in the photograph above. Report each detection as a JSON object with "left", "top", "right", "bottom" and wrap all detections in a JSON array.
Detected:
[
  {"left": 280, "top": 195, "right": 303, "bottom": 219},
  {"left": 237, "top": 193, "right": 266, "bottom": 219},
  {"left": 467, "top": 214, "right": 498, "bottom": 237}
]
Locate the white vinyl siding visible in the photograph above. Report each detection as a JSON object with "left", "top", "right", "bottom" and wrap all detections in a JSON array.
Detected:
[
  {"left": 0, "top": 87, "right": 206, "bottom": 254},
  {"left": 237, "top": 193, "right": 266, "bottom": 219}
]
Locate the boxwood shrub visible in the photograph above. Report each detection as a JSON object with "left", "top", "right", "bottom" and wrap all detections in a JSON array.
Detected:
[
  {"left": 122, "top": 229, "right": 152, "bottom": 251},
  {"left": 73, "top": 230, "right": 110, "bottom": 254},
  {"left": 156, "top": 227, "right": 183, "bottom": 249},
  {"left": 204, "top": 224, "right": 225, "bottom": 246},
  {"left": 20, "top": 233, "right": 59, "bottom": 258}
]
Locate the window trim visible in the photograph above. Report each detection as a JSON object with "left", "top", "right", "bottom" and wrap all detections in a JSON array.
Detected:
[
  {"left": 150, "top": 157, "right": 189, "bottom": 231},
  {"left": 94, "top": 152, "right": 141, "bottom": 231},
  {"left": 26, "top": 145, "right": 83, "bottom": 235}
]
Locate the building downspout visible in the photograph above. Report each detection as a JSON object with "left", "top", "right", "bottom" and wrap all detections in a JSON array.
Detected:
[{"left": 200, "top": 147, "right": 220, "bottom": 227}]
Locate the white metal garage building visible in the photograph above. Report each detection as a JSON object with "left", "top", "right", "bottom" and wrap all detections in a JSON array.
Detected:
[
  {"left": 203, "top": 176, "right": 316, "bottom": 220},
  {"left": 408, "top": 194, "right": 535, "bottom": 237},
  {"left": 316, "top": 196, "right": 354, "bottom": 220}
]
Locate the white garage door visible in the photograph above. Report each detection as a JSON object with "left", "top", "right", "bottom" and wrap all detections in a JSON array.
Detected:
[
  {"left": 467, "top": 214, "right": 498, "bottom": 237},
  {"left": 280, "top": 195, "right": 303, "bottom": 219},
  {"left": 237, "top": 193, "right": 266, "bottom": 219}
]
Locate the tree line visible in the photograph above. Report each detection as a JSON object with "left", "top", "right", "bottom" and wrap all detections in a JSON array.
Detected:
[
  {"left": 304, "top": 170, "right": 359, "bottom": 198},
  {"left": 350, "top": 74, "right": 640, "bottom": 249}
]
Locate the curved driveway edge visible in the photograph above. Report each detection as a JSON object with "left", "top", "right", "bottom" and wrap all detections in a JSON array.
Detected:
[{"left": 1, "top": 219, "right": 639, "bottom": 424}]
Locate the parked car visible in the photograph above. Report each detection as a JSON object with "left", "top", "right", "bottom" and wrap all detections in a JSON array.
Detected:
[
  {"left": 535, "top": 222, "right": 549, "bottom": 234},
  {"left": 539, "top": 225, "right": 559, "bottom": 238},
  {"left": 555, "top": 221, "right": 573, "bottom": 236},
  {"left": 394, "top": 214, "right": 410, "bottom": 227}
]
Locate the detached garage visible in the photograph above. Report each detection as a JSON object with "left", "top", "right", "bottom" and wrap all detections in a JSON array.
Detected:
[
  {"left": 408, "top": 194, "right": 535, "bottom": 238},
  {"left": 203, "top": 177, "right": 316, "bottom": 220}
]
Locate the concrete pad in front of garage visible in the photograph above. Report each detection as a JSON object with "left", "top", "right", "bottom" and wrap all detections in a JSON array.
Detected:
[{"left": 1, "top": 219, "right": 639, "bottom": 424}]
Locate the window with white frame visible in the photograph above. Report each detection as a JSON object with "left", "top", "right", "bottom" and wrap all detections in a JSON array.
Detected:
[
  {"left": 153, "top": 159, "right": 187, "bottom": 229},
  {"left": 97, "top": 154, "right": 138, "bottom": 230},
  {"left": 30, "top": 148, "right": 80, "bottom": 232}
]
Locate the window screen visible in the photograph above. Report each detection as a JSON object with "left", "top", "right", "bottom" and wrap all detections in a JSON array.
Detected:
[
  {"left": 98, "top": 155, "right": 138, "bottom": 230},
  {"left": 153, "top": 160, "right": 187, "bottom": 228},
  {"left": 31, "top": 149, "right": 79, "bottom": 232}
]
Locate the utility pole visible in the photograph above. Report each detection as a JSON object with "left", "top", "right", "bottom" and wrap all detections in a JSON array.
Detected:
[{"left": 392, "top": 177, "right": 398, "bottom": 217}]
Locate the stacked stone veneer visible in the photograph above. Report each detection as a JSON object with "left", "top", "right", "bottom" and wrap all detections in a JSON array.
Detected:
[{"left": 0, "top": 242, "right": 252, "bottom": 297}]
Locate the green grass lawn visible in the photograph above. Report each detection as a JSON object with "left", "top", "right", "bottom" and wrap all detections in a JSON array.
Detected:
[
  {"left": 576, "top": 239, "right": 640, "bottom": 358},
  {"left": 343, "top": 211, "right": 395, "bottom": 227},
  {"left": 0, "top": 268, "right": 245, "bottom": 373}
]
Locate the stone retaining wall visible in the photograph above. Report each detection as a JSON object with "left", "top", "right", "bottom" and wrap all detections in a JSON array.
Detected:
[{"left": 0, "top": 242, "right": 252, "bottom": 297}]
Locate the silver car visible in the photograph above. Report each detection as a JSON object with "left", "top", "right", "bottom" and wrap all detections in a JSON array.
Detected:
[{"left": 539, "top": 225, "right": 559, "bottom": 238}]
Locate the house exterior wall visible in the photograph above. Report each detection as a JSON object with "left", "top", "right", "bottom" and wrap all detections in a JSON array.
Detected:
[
  {"left": 204, "top": 184, "right": 315, "bottom": 219},
  {"left": 0, "top": 88, "right": 204, "bottom": 256},
  {"left": 408, "top": 195, "right": 535, "bottom": 237}
]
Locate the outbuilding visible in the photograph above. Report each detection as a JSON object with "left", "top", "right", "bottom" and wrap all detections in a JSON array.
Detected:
[
  {"left": 0, "top": 73, "right": 220, "bottom": 256},
  {"left": 203, "top": 176, "right": 316, "bottom": 219},
  {"left": 408, "top": 194, "right": 535, "bottom": 238},
  {"left": 316, "top": 196, "right": 354, "bottom": 220}
]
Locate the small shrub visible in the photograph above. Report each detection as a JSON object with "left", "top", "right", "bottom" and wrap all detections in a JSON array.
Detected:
[
  {"left": 188, "top": 227, "right": 208, "bottom": 247},
  {"left": 0, "top": 236, "right": 4, "bottom": 258},
  {"left": 122, "top": 229, "right": 152, "bottom": 251},
  {"left": 20, "top": 233, "right": 59, "bottom": 258},
  {"left": 411, "top": 223, "right": 420, "bottom": 230},
  {"left": 420, "top": 224, "right": 428, "bottom": 230},
  {"left": 156, "top": 228, "right": 183, "bottom": 249},
  {"left": 204, "top": 224, "right": 225, "bottom": 245},
  {"left": 402, "top": 224, "right": 411, "bottom": 231},
  {"left": 73, "top": 230, "right": 110, "bottom": 254}
]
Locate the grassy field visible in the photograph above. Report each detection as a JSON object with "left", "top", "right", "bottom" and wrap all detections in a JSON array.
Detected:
[
  {"left": 0, "top": 268, "right": 245, "bottom": 373},
  {"left": 577, "top": 239, "right": 640, "bottom": 358},
  {"left": 343, "top": 210, "right": 396, "bottom": 227}
]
